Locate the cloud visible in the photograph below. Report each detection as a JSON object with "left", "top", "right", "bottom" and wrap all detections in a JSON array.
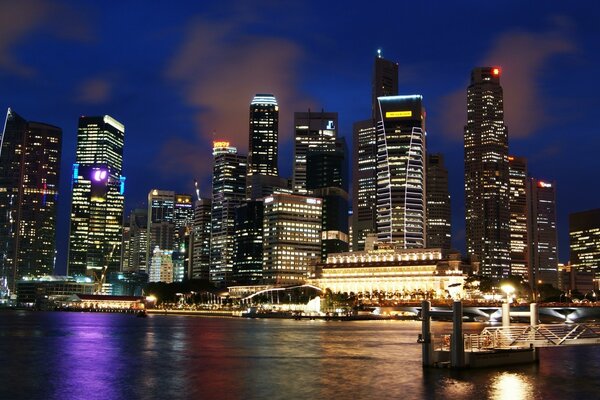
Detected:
[
  {"left": 438, "top": 26, "right": 576, "bottom": 140},
  {"left": 163, "top": 13, "right": 313, "bottom": 176},
  {"left": 75, "top": 78, "right": 112, "bottom": 104},
  {"left": 0, "top": 0, "right": 92, "bottom": 77}
]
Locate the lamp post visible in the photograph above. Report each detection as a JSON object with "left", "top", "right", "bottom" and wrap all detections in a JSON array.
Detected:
[{"left": 501, "top": 284, "right": 515, "bottom": 327}]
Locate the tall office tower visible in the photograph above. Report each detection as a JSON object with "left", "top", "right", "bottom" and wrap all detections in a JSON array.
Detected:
[
  {"left": 372, "top": 50, "right": 399, "bottom": 121},
  {"left": 146, "top": 189, "right": 175, "bottom": 262},
  {"left": 464, "top": 67, "right": 510, "bottom": 278},
  {"left": 210, "top": 141, "right": 247, "bottom": 286},
  {"left": 127, "top": 208, "right": 148, "bottom": 272},
  {"left": 528, "top": 179, "right": 558, "bottom": 287},
  {"left": 352, "top": 121, "right": 378, "bottom": 251},
  {"left": 0, "top": 109, "right": 62, "bottom": 293},
  {"left": 191, "top": 198, "right": 211, "bottom": 280},
  {"left": 68, "top": 115, "right": 125, "bottom": 277},
  {"left": 233, "top": 200, "right": 264, "bottom": 284},
  {"left": 263, "top": 193, "right": 322, "bottom": 284},
  {"left": 353, "top": 52, "right": 399, "bottom": 251},
  {"left": 173, "top": 194, "right": 193, "bottom": 280},
  {"left": 426, "top": 154, "right": 451, "bottom": 250},
  {"left": 248, "top": 94, "right": 278, "bottom": 176},
  {"left": 121, "top": 221, "right": 131, "bottom": 271},
  {"left": 292, "top": 110, "right": 338, "bottom": 194},
  {"left": 376, "top": 95, "right": 426, "bottom": 248},
  {"left": 570, "top": 208, "right": 600, "bottom": 279},
  {"left": 307, "top": 138, "right": 349, "bottom": 259},
  {"left": 508, "top": 156, "right": 529, "bottom": 279}
]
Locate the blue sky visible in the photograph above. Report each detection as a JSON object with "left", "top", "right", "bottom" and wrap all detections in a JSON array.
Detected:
[{"left": 1, "top": 1, "right": 599, "bottom": 273}]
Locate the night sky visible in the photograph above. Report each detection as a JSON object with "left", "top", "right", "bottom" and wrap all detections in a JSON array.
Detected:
[{"left": 2, "top": 1, "right": 599, "bottom": 274}]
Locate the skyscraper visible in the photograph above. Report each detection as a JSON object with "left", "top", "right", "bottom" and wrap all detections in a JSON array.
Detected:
[
  {"left": 292, "top": 110, "right": 338, "bottom": 194},
  {"left": 372, "top": 50, "right": 399, "bottom": 121},
  {"left": 353, "top": 52, "right": 399, "bottom": 251},
  {"left": 248, "top": 94, "right": 278, "bottom": 176},
  {"left": 191, "top": 198, "right": 211, "bottom": 280},
  {"left": 263, "top": 193, "right": 322, "bottom": 284},
  {"left": 0, "top": 109, "right": 62, "bottom": 293},
  {"left": 376, "top": 95, "right": 426, "bottom": 248},
  {"left": 508, "top": 156, "right": 529, "bottom": 279},
  {"left": 528, "top": 179, "right": 558, "bottom": 287},
  {"left": 570, "top": 208, "right": 600, "bottom": 278},
  {"left": 233, "top": 200, "right": 264, "bottom": 284},
  {"left": 147, "top": 189, "right": 175, "bottom": 262},
  {"left": 210, "top": 141, "right": 247, "bottom": 286},
  {"left": 126, "top": 208, "right": 148, "bottom": 272},
  {"left": 306, "top": 138, "right": 349, "bottom": 258},
  {"left": 426, "top": 153, "right": 451, "bottom": 250},
  {"left": 464, "top": 67, "right": 510, "bottom": 277},
  {"left": 68, "top": 115, "right": 125, "bottom": 277}
]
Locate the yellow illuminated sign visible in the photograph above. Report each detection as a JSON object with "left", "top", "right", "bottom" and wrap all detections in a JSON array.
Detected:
[
  {"left": 213, "top": 141, "right": 230, "bottom": 148},
  {"left": 386, "top": 111, "right": 412, "bottom": 118}
]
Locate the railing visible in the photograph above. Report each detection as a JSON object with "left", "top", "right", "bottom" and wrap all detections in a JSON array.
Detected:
[{"left": 435, "top": 324, "right": 600, "bottom": 352}]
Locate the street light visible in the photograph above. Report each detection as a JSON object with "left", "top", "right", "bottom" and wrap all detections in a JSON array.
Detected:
[{"left": 501, "top": 284, "right": 515, "bottom": 304}]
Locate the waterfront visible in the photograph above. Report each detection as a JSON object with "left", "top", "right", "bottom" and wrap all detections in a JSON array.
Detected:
[{"left": 1, "top": 311, "right": 600, "bottom": 399}]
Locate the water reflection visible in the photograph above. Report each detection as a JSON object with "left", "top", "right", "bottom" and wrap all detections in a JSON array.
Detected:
[
  {"left": 2, "top": 312, "right": 600, "bottom": 400},
  {"left": 489, "top": 372, "right": 533, "bottom": 400}
]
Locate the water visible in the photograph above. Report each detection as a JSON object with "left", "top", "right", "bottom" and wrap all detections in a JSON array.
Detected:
[{"left": 1, "top": 311, "right": 599, "bottom": 400}]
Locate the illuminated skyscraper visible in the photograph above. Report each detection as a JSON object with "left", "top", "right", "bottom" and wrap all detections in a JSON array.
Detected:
[
  {"left": 353, "top": 52, "right": 398, "bottom": 251},
  {"left": 508, "top": 156, "right": 529, "bottom": 279},
  {"left": 210, "top": 141, "right": 247, "bottom": 286},
  {"left": 263, "top": 193, "right": 322, "bottom": 284},
  {"left": 570, "top": 208, "right": 600, "bottom": 279},
  {"left": 464, "top": 67, "right": 510, "bottom": 277},
  {"left": 292, "top": 110, "right": 338, "bottom": 194},
  {"left": 191, "top": 198, "right": 211, "bottom": 280},
  {"left": 248, "top": 94, "right": 278, "bottom": 176},
  {"left": 528, "top": 179, "right": 558, "bottom": 287},
  {"left": 376, "top": 95, "right": 426, "bottom": 248},
  {"left": 0, "top": 109, "right": 62, "bottom": 293},
  {"left": 68, "top": 115, "right": 125, "bottom": 277},
  {"left": 426, "top": 153, "right": 451, "bottom": 250}
]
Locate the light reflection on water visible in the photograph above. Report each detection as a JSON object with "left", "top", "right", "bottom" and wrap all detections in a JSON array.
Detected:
[{"left": 1, "top": 312, "right": 599, "bottom": 399}]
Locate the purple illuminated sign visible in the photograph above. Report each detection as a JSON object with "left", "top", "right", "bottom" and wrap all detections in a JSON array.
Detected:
[{"left": 92, "top": 169, "right": 108, "bottom": 182}]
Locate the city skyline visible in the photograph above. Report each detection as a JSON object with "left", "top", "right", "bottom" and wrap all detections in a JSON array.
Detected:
[{"left": 0, "top": 2, "right": 599, "bottom": 273}]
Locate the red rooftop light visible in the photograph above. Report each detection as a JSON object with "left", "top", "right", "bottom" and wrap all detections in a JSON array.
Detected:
[{"left": 492, "top": 67, "right": 500, "bottom": 76}]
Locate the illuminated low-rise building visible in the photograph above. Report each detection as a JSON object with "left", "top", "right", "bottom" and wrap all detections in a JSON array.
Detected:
[
  {"left": 570, "top": 208, "right": 600, "bottom": 279},
  {"left": 310, "top": 246, "right": 467, "bottom": 297},
  {"left": 263, "top": 193, "right": 322, "bottom": 284}
]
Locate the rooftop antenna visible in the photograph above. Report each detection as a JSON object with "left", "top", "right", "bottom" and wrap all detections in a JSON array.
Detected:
[{"left": 194, "top": 179, "right": 201, "bottom": 201}]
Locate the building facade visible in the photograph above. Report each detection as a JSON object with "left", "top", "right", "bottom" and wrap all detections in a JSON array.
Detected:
[
  {"left": 0, "top": 109, "right": 62, "bottom": 293},
  {"left": 126, "top": 208, "right": 148, "bottom": 272},
  {"left": 263, "top": 193, "right": 322, "bottom": 284},
  {"left": 68, "top": 115, "right": 125, "bottom": 277},
  {"left": 464, "top": 67, "right": 510, "bottom": 278},
  {"left": 376, "top": 95, "right": 426, "bottom": 248},
  {"left": 508, "top": 156, "right": 529, "bottom": 279},
  {"left": 570, "top": 208, "right": 600, "bottom": 279},
  {"left": 426, "top": 153, "right": 451, "bottom": 250},
  {"left": 248, "top": 94, "right": 278, "bottom": 177},
  {"left": 210, "top": 141, "right": 247, "bottom": 286}
]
